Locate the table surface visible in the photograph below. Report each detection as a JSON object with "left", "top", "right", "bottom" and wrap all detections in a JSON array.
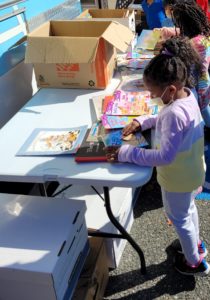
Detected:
[{"left": 0, "top": 79, "right": 152, "bottom": 188}]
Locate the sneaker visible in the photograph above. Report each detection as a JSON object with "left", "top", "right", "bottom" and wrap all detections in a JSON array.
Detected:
[
  {"left": 171, "top": 239, "right": 208, "bottom": 258},
  {"left": 174, "top": 253, "right": 210, "bottom": 276}
]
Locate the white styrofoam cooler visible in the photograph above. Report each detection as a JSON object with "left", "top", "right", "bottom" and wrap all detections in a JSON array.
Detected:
[
  {"left": 55, "top": 185, "right": 135, "bottom": 269},
  {"left": 0, "top": 193, "right": 89, "bottom": 300}
]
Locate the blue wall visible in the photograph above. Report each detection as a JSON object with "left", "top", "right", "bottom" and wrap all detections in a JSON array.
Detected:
[
  {"left": 0, "top": 0, "right": 81, "bottom": 55},
  {"left": 0, "top": 0, "right": 81, "bottom": 75}
]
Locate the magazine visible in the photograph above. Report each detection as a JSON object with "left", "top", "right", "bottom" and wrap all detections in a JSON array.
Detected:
[{"left": 16, "top": 126, "right": 87, "bottom": 156}]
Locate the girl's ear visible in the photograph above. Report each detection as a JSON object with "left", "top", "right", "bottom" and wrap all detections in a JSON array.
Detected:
[{"left": 169, "top": 85, "right": 177, "bottom": 99}]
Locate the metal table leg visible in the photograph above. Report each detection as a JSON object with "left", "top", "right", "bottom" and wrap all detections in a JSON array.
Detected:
[{"left": 103, "top": 186, "right": 146, "bottom": 274}]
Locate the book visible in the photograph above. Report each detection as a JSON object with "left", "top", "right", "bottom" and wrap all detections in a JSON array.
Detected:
[
  {"left": 102, "top": 90, "right": 156, "bottom": 116},
  {"left": 101, "top": 115, "right": 136, "bottom": 129},
  {"left": 75, "top": 129, "right": 107, "bottom": 162},
  {"left": 75, "top": 126, "right": 149, "bottom": 162},
  {"left": 16, "top": 126, "right": 87, "bottom": 156},
  {"left": 135, "top": 29, "right": 160, "bottom": 50},
  {"left": 99, "top": 128, "right": 149, "bottom": 148}
]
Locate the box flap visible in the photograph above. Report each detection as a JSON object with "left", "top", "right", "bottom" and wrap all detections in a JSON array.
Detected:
[
  {"left": 78, "top": 9, "right": 132, "bottom": 19},
  {"left": 101, "top": 21, "right": 134, "bottom": 52},
  {"left": 25, "top": 37, "right": 99, "bottom": 64}
]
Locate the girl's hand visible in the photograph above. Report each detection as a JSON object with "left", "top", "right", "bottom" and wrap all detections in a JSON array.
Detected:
[
  {"left": 105, "top": 146, "right": 120, "bottom": 163},
  {"left": 122, "top": 120, "right": 141, "bottom": 136}
]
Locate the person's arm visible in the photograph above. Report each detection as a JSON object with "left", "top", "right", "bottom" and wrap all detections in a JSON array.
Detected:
[
  {"left": 118, "top": 109, "right": 189, "bottom": 166},
  {"left": 154, "top": 27, "right": 180, "bottom": 41},
  {"left": 191, "top": 36, "right": 210, "bottom": 109},
  {"left": 122, "top": 115, "right": 158, "bottom": 137},
  {"left": 134, "top": 114, "right": 158, "bottom": 131}
]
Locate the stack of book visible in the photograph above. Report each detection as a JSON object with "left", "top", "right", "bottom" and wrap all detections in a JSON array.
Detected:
[
  {"left": 101, "top": 90, "right": 158, "bottom": 129},
  {"left": 75, "top": 89, "right": 160, "bottom": 162}
]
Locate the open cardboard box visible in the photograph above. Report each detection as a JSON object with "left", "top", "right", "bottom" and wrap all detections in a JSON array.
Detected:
[
  {"left": 73, "top": 237, "right": 109, "bottom": 300},
  {"left": 78, "top": 9, "right": 135, "bottom": 32},
  {"left": 25, "top": 20, "right": 134, "bottom": 89}
]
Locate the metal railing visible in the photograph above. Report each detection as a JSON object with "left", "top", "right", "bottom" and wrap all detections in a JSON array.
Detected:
[{"left": 0, "top": 0, "right": 28, "bottom": 44}]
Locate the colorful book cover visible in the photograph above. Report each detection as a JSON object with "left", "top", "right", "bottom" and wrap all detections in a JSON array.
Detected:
[
  {"left": 17, "top": 126, "right": 87, "bottom": 156},
  {"left": 99, "top": 128, "right": 149, "bottom": 148},
  {"left": 101, "top": 115, "right": 136, "bottom": 129},
  {"left": 136, "top": 29, "right": 160, "bottom": 50},
  {"left": 103, "top": 90, "right": 156, "bottom": 116}
]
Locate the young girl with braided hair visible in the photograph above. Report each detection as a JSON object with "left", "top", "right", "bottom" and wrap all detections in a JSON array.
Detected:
[
  {"left": 106, "top": 37, "right": 209, "bottom": 276},
  {"left": 154, "top": 1, "right": 210, "bottom": 129}
]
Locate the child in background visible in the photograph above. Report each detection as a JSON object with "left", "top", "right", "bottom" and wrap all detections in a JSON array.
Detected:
[
  {"left": 154, "top": 1, "right": 210, "bottom": 131},
  {"left": 141, "top": 0, "right": 167, "bottom": 29},
  {"left": 106, "top": 37, "right": 209, "bottom": 276}
]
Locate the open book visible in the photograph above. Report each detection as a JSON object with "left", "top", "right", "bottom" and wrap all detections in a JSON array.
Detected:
[
  {"left": 17, "top": 126, "right": 87, "bottom": 156},
  {"left": 75, "top": 125, "right": 149, "bottom": 162}
]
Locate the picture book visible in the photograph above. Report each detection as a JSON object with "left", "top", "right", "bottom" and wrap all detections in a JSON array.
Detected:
[
  {"left": 75, "top": 129, "right": 107, "bottom": 162},
  {"left": 75, "top": 127, "right": 149, "bottom": 162},
  {"left": 135, "top": 29, "right": 160, "bottom": 50},
  {"left": 17, "top": 126, "right": 87, "bottom": 156},
  {"left": 99, "top": 128, "right": 149, "bottom": 148},
  {"left": 101, "top": 115, "right": 136, "bottom": 129},
  {"left": 102, "top": 90, "right": 157, "bottom": 116}
]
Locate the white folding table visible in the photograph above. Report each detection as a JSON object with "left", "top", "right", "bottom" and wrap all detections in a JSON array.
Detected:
[{"left": 0, "top": 79, "right": 153, "bottom": 273}]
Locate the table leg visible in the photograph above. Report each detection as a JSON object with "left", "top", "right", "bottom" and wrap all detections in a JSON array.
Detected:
[{"left": 103, "top": 186, "right": 146, "bottom": 274}]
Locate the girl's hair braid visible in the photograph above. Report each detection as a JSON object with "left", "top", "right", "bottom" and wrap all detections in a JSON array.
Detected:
[{"left": 171, "top": 1, "right": 210, "bottom": 38}]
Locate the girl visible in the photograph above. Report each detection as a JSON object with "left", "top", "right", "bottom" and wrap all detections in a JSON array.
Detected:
[
  {"left": 154, "top": 1, "right": 210, "bottom": 129},
  {"left": 106, "top": 38, "right": 209, "bottom": 276}
]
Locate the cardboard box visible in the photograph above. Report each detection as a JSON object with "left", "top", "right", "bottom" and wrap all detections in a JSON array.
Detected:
[
  {"left": 73, "top": 237, "right": 109, "bottom": 300},
  {"left": 25, "top": 20, "right": 134, "bottom": 89},
  {"left": 78, "top": 9, "right": 135, "bottom": 32},
  {"left": 0, "top": 194, "right": 89, "bottom": 300}
]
